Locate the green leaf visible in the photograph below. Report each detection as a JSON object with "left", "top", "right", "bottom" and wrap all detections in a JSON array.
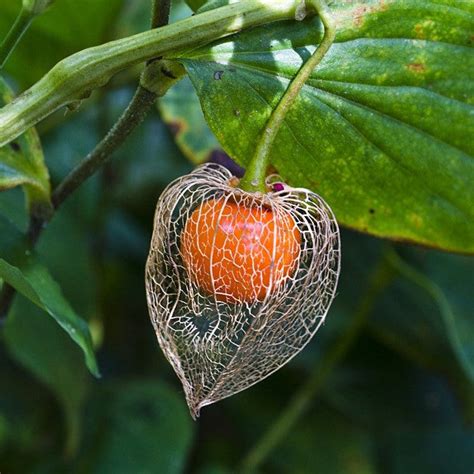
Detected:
[
  {"left": 0, "top": 215, "right": 99, "bottom": 377},
  {"left": 0, "top": 0, "right": 123, "bottom": 87},
  {"left": 3, "top": 296, "right": 90, "bottom": 456},
  {"left": 180, "top": 0, "right": 474, "bottom": 253},
  {"left": 0, "top": 78, "right": 51, "bottom": 209},
  {"left": 159, "top": 77, "right": 221, "bottom": 164},
  {"left": 81, "top": 380, "right": 195, "bottom": 474}
]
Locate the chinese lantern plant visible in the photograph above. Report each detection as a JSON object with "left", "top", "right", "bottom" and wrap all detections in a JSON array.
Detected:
[{"left": 0, "top": 0, "right": 472, "bottom": 429}]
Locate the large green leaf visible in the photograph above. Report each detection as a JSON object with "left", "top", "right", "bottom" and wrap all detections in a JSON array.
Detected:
[
  {"left": 179, "top": 0, "right": 474, "bottom": 253},
  {"left": 0, "top": 78, "right": 51, "bottom": 208},
  {"left": 0, "top": 0, "right": 122, "bottom": 87},
  {"left": 0, "top": 215, "right": 99, "bottom": 376}
]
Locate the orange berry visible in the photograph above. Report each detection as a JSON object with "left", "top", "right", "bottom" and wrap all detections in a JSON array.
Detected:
[{"left": 180, "top": 198, "right": 301, "bottom": 303}]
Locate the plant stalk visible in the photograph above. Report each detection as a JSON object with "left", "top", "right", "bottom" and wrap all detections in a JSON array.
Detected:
[
  {"left": 239, "top": 0, "right": 335, "bottom": 193},
  {"left": 0, "top": 0, "right": 303, "bottom": 147}
]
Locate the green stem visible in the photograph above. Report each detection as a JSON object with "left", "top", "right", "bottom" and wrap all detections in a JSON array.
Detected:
[
  {"left": 238, "top": 250, "right": 395, "bottom": 473},
  {"left": 0, "top": 6, "right": 35, "bottom": 69},
  {"left": 239, "top": 0, "right": 335, "bottom": 193},
  {"left": 0, "top": 0, "right": 302, "bottom": 147}
]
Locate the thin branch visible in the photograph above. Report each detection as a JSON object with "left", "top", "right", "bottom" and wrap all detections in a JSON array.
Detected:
[{"left": 238, "top": 250, "right": 395, "bottom": 473}]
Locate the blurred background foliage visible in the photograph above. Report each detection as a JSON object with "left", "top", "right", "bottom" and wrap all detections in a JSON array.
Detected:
[{"left": 0, "top": 0, "right": 473, "bottom": 473}]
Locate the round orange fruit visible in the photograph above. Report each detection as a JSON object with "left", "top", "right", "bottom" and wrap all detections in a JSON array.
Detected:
[{"left": 180, "top": 197, "right": 301, "bottom": 303}]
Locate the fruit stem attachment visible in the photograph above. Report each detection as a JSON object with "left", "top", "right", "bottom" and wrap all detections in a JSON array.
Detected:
[{"left": 239, "top": 0, "right": 335, "bottom": 193}]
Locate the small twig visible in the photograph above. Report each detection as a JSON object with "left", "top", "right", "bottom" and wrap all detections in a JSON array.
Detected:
[
  {"left": 238, "top": 250, "right": 395, "bottom": 473},
  {"left": 151, "top": 0, "right": 171, "bottom": 29}
]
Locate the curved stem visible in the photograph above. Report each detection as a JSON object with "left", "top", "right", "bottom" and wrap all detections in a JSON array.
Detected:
[
  {"left": 0, "top": 0, "right": 301, "bottom": 147},
  {"left": 239, "top": 0, "right": 335, "bottom": 193},
  {"left": 239, "top": 250, "right": 395, "bottom": 473},
  {"left": 0, "top": 6, "right": 35, "bottom": 69}
]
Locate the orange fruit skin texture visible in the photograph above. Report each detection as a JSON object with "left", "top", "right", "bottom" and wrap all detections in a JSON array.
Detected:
[{"left": 180, "top": 198, "right": 301, "bottom": 303}]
